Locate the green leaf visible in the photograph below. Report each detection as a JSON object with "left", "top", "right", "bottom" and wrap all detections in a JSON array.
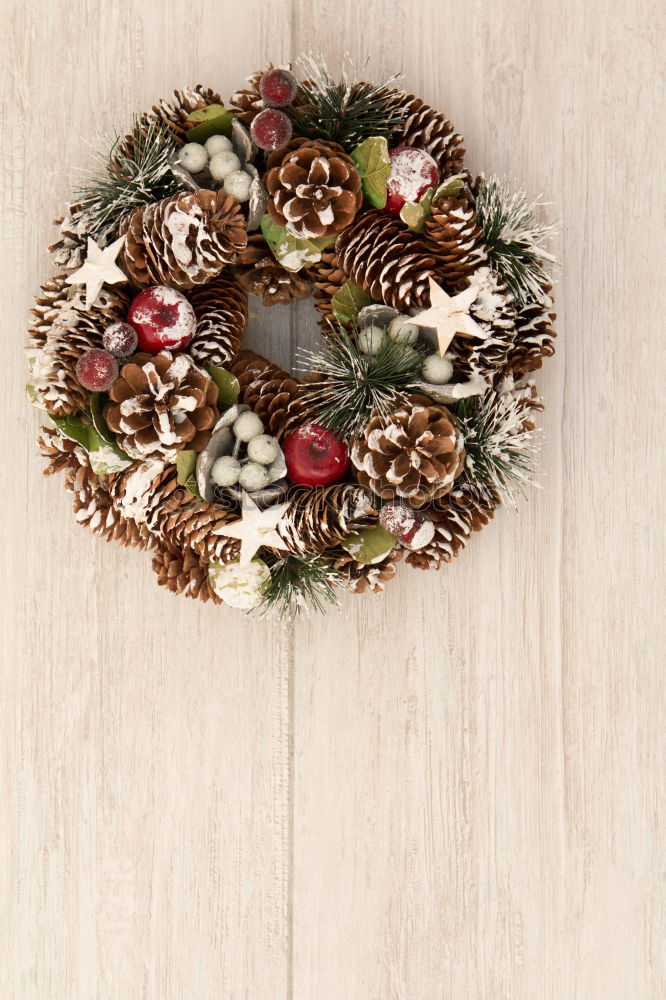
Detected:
[
  {"left": 400, "top": 200, "right": 428, "bottom": 233},
  {"left": 206, "top": 366, "right": 240, "bottom": 407},
  {"left": 176, "top": 449, "right": 197, "bottom": 487},
  {"left": 340, "top": 524, "right": 396, "bottom": 564},
  {"left": 260, "top": 215, "right": 336, "bottom": 272},
  {"left": 330, "top": 280, "right": 372, "bottom": 325},
  {"left": 185, "top": 473, "right": 204, "bottom": 502},
  {"left": 431, "top": 174, "right": 466, "bottom": 203},
  {"left": 50, "top": 414, "right": 91, "bottom": 449},
  {"left": 350, "top": 136, "right": 391, "bottom": 209},
  {"left": 50, "top": 414, "right": 133, "bottom": 474},
  {"left": 89, "top": 392, "right": 115, "bottom": 443},
  {"left": 185, "top": 105, "right": 236, "bottom": 143}
]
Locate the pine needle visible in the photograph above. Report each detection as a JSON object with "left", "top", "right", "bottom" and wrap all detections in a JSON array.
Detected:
[
  {"left": 256, "top": 553, "right": 339, "bottom": 619},
  {"left": 76, "top": 118, "right": 183, "bottom": 239},
  {"left": 298, "top": 326, "right": 424, "bottom": 439},
  {"left": 474, "top": 175, "right": 559, "bottom": 307}
]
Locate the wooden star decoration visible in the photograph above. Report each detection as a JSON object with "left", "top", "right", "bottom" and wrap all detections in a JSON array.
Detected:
[
  {"left": 215, "top": 492, "right": 291, "bottom": 566},
  {"left": 66, "top": 235, "right": 127, "bottom": 309},
  {"left": 410, "top": 278, "right": 489, "bottom": 357}
]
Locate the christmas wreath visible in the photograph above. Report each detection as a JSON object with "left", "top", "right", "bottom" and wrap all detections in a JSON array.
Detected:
[{"left": 27, "top": 57, "right": 558, "bottom": 616}]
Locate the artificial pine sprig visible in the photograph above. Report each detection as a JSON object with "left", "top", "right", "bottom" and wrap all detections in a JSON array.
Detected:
[
  {"left": 474, "top": 175, "right": 559, "bottom": 306},
  {"left": 76, "top": 119, "right": 184, "bottom": 239},
  {"left": 298, "top": 326, "right": 424, "bottom": 439},
  {"left": 289, "top": 54, "right": 407, "bottom": 151},
  {"left": 257, "top": 552, "right": 339, "bottom": 619},
  {"left": 452, "top": 388, "right": 540, "bottom": 507}
]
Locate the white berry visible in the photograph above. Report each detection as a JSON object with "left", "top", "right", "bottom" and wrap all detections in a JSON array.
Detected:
[
  {"left": 209, "top": 150, "right": 241, "bottom": 181},
  {"left": 239, "top": 462, "right": 271, "bottom": 491},
  {"left": 388, "top": 316, "right": 420, "bottom": 345},
  {"left": 223, "top": 170, "right": 252, "bottom": 202},
  {"left": 422, "top": 353, "right": 454, "bottom": 384},
  {"left": 210, "top": 455, "right": 242, "bottom": 487},
  {"left": 179, "top": 142, "right": 208, "bottom": 174},
  {"left": 357, "top": 325, "right": 386, "bottom": 355},
  {"left": 205, "top": 134, "right": 233, "bottom": 156},
  {"left": 247, "top": 434, "right": 280, "bottom": 465},
  {"left": 233, "top": 411, "right": 264, "bottom": 442}
]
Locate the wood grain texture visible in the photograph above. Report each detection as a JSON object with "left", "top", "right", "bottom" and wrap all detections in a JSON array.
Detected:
[{"left": 1, "top": 1, "right": 664, "bottom": 998}]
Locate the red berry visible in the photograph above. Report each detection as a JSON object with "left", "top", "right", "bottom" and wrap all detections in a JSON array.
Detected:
[
  {"left": 127, "top": 286, "right": 196, "bottom": 354},
  {"left": 103, "top": 321, "right": 138, "bottom": 358},
  {"left": 259, "top": 69, "right": 298, "bottom": 107},
  {"left": 75, "top": 349, "right": 119, "bottom": 392},
  {"left": 283, "top": 423, "right": 349, "bottom": 487},
  {"left": 385, "top": 146, "right": 440, "bottom": 215},
  {"left": 250, "top": 109, "right": 293, "bottom": 151}
]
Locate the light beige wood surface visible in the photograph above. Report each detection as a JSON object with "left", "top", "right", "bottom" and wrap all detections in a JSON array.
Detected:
[{"left": 1, "top": 1, "right": 664, "bottom": 997}]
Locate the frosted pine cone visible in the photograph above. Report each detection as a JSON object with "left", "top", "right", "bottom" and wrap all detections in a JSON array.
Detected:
[
  {"left": 423, "top": 196, "right": 488, "bottom": 288},
  {"left": 508, "top": 283, "right": 557, "bottom": 374},
  {"left": 309, "top": 246, "right": 349, "bottom": 331},
  {"left": 66, "top": 460, "right": 154, "bottom": 550},
  {"left": 37, "top": 425, "right": 88, "bottom": 477},
  {"left": 278, "top": 485, "right": 377, "bottom": 554},
  {"left": 236, "top": 234, "right": 312, "bottom": 306},
  {"left": 120, "top": 190, "right": 247, "bottom": 290},
  {"left": 229, "top": 68, "right": 268, "bottom": 125},
  {"left": 265, "top": 138, "right": 362, "bottom": 239},
  {"left": 389, "top": 92, "right": 465, "bottom": 178},
  {"left": 152, "top": 544, "right": 222, "bottom": 603},
  {"left": 230, "top": 349, "right": 307, "bottom": 439},
  {"left": 449, "top": 267, "right": 517, "bottom": 379},
  {"left": 188, "top": 271, "right": 248, "bottom": 368},
  {"left": 404, "top": 481, "right": 499, "bottom": 570},
  {"left": 105, "top": 352, "right": 219, "bottom": 461},
  {"left": 333, "top": 547, "right": 403, "bottom": 594},
  {"left": 351, "top": 399, "right": 465, "bottom": 507}
]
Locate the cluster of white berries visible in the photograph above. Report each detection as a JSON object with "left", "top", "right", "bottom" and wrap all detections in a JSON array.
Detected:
[
  {"left": 179, "top": 134, "right": 253, "bottom": 202},
  {"left": 210, "top": 411, "right": 282, "bottom": 492},
  {"left": 357, "top": 313, "right": 454, "bottom": 385}
]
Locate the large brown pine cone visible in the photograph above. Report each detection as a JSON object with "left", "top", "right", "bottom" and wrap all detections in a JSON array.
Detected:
[
  {"left": 188, "top": 271, "right": 248, "bottom": 367},
  {"left": 235, "top": 234, "right": 312, "bottom": 306},
  {"left": 229, "top": 349, "right": 307, "bottom": 439},
  {"left": 278, "top": 485, "right": 377, "bottom": 554},
  {"left": 333, "top": 547, "right": 403, "bottom": 594},
  {"left": 152, "top": 544, "right": 222, "bottom": 604},
  {"left": 120, "top": 190, "right": 247, "bottom": 290},
  {"left": 351, "top": 399, "right": 465, "bottom": 507},
  {"left": 423, "top": 196, "right": 488, "bottom": 288},
  {"left": 404, "top": 482, "right": 499, "bottom": 570},
  {"left": 389, "top": 91, "right": 465, "bottom": 178},
  {"left": 335, "top": 211, "right": 440, "bottom": 311},
  {"left": 449, "top": 267, "right": 517, "bottom": 380},
  {"left": 508, "top": 283, "right": 557, "bottom": 374},
  {"left": 65, "top": 459, "right": 154, "bottom": 550},
  {"left": 308, "top": 246, "right": 349, "bottom": 332},
  {"left": 265, "top": 137, "right": 362, "bottom": 239},
  {"left": 105, "top": 352, "right": 219, "bottom": 461}
]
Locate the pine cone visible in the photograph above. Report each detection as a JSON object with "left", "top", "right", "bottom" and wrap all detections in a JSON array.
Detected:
[
  {"left": 152, "top": 544, "right": 222, "bottom": 603},
  {"left": 449, "top": 267, "right": 517, "bottom": 380},
  {"left": 508, "top": 283, "right": 557, "bottom": 375},
  {"left": 235, "top": 234, "right": 312, "bottom": 306},
  {"left": 37, "top": 425, "right": 88, "bottom": 476},
  {"left": 120, "top": 190, "right": 247, "bottom": 290},
  {"left": 404, "top": 481, "right": 499, "bottom": 570},
  {"left": 389, "top": 91, "right": 465, "bottom": 178},
  {"left": 265, "top": 137, "right": 362, "bottom": 239},
  {"left": 188, "top": 271, "right": 248, "bottom": 367},
  {"left": 228, "top": 68, "right": 267, "bottom": 125},
  {"left": 48, "top": 205, "right": 95, "bottom": 272},
  {"left": 29, "top": 275, "right": 129, "bottom": 349},
  {"left": 105, "top": 351, "right": 219, "bottom": 461},
  {"left": 351, "top": 398, "right": 465, "bottom": 507},
  {"left": 333, "top": 547, "right": 403, "bottom": 594},
  {"left": 309, "top": 245, "right": 349, "bottom": 332},
  {"left": 278, "top": 485, "right": 377, "bottom": 554},
  {"left": 423, "top": 196, "right": 488, "bottom": 287},
  {"left": 335, "top": 211, "right": 440, "bottom": 311},
  {"left": 66, "top": 460, "right": 154, "bottom": 550},
  {"left": 229, "top": 349, "right": 306, "bottom": 439}
]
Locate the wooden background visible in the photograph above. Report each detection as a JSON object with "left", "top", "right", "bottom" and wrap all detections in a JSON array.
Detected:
[{"left": 1, "top": 0, "right": 664, "bottom": 997}]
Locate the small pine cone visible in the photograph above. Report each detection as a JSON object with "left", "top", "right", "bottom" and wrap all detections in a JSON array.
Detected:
[
  {"left": 120, "top": 190, "right": 247, "bottom": 290},
  {"left": 351, "top": 398, "right": 465, "bottom": 507},
  {"left": 333, "top": 547, "right": 403, "bottom": 594},
  {"left": 37, "top": 425, "right": 88, "bottom": 476},
  {"left": 277, "top": 485, "right": 377, "bottom": 554},
  {"left": 148, "top": 86, "right": 224, "bottom": 143},
  {"left": 494, "top": 374, "right": 544, "bottom": 431},
  {"left": 423, "top": 196, "right": 488, "bottom": 288},
  {"left": 404, "top": 481, "right": 499, "bottom": 570},
  {"left": 335, "top": 211, "right": 440, "bottom": 311},
  {"left": 48, "top": 205, "right": 96, "bottom": 272},
  {"left": 235, "top": 234, "right": 312, "bottom": 306},
  {"left": 508, "top": 283, "right": 557, "bottom": 375},
  {"left": 449, "top": 267, "right": 517, "bottom": 379},
  {"left": 105, "top": 351, "right": 219, "bottom": 461},
  {"left": 65, "top": 458, "right": 153, "bottom": 550},
  {"left": 229, "top": 349, "right": 306, "bottom": 439},
  {"left": 265, "top": 138, "right": 362, "bottom": 239},
  {"left": 152, "top": 544, "right": 222, "bottom": 604},
  {"left": 389, "top": 91, "right": 465, "bottom": 178},
  {"left": 29, "top": 274, "right": 129, "bottom": 349},
  {"left": 309, "top": 245, "right": 349, "bottom": 332},
  {"left": 188, "top": 271, "right": 248, "bottom": 367},
  {"left": 228, "top": 68, "right": 267, "bottom": 125}
]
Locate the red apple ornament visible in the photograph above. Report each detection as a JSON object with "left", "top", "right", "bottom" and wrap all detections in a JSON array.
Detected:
[
  {"left": 283, "top": 423, "right": 349, "bottom": 487},
  {"left": 385, "top": 146, "right": 440, "bottom": 216},
  {"left": 127, "top": 286, "right": 197, "bottom": 354}
]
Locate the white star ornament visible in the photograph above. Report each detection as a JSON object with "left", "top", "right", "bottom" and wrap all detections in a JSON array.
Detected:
[
  {"left": 66, "top": 235, "right": 127, "bottom": 309},
  {"left": 410, "top": 278, "right": 489, "bottom": 357}
]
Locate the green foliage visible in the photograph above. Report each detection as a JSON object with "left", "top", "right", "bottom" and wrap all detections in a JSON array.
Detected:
[
  {"left": 330, "top": 280, "right": 371, "bottom": 325},
  {"left": 76, "top": 118, "right": 184, "bottom": 240},
  {"left": 474, "top": 176, "right": 559, "bottom": 306},
  {"left": 260, "top": 215, "right": 335, "bottom": 272},
  {"left": 206, "top": 366, "right": 240, "bottom": 406},
  {"left": 50, "top": 413, "right": 133, "bottom": 475},
  {"left": 184, "top": 105, "right": 235, "bottom": 143},
  {"left": 298, "top": 326, "right": 424, "bottom": 439},
  {"left": 351, "top": 136, "right": 391, "bottom": 208},
  {"left": 257, "top": 552, "right": 339, "bottom": 619}
]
